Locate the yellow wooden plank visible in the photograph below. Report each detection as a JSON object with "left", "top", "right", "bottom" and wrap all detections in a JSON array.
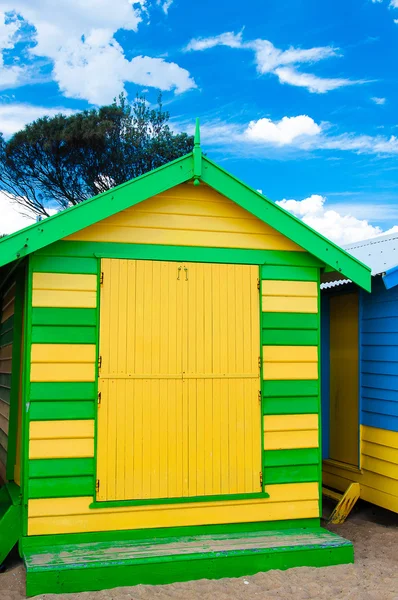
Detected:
[
  {"left": 263, "top": 362, "right": 318, "bottom": 380},
  {"left": 264, "top": 414, "right": 318, "bottom": 432},
  {"left": 329, "top": 292, "right": 359, "bottom": 466},
  {"left": 262, "top": 296, "right": 318, "bottom": 313},
  {"left": 31, "top": 344, "right": 96, "bottom": 363},
  {"left": 27, "top": 481, "right": 319, "bottom": 534},
  {"left": 29, "top": 438, "right": 94, "bottom": 459},
  {"left": 64, "top": 184, "right": 304, "bottom": 252},
  {"left": 362, "top": 455, "right": 398, "bottom": 481},
  {"left": 30, "top": 363, "right": 95, "bottom": 382},
  {"left": 323, "top": 459, "right": 398, "bottom": 497},
  {"left": 263, "top": 280, "right": 317, "bottom": 298},
  {"left": 30, "top": 420, "right": 94, "bottom": 440},
  {"left": 361, "top": 425, "right": 398, "bottom": 450},
  {"left": 264, "top": 430, "right": 319, "bottom": 450},
  {"left": 262, "top": 346, "right": 318, "bottom": 363},
  {"left": 362, "top": 440, "right": 398, "bottom": 464},
  {"left": 32, "top": 273, "right": 97, "bottom": 291},
  {"left": 32, "top": 289, "right": 97, "bottom": 308}
]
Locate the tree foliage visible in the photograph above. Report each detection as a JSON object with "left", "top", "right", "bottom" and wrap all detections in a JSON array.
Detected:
[{"left": 0, "top": 94, "right": 193, "bottom": 216}]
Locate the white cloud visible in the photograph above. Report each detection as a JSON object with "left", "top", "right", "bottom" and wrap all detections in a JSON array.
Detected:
[
  {"left": 0, "top": 103, "right": 76, "bottom": 137},
  {"left": 185, "top": 31, "right": 244, "bottom": 52},
  {"left": 276, "top": 194, "right": 398, "bottom": 245},
  {"left": 394, "top": 18, "right": 398, "bottom": 22},
  {"left": 0, "top": 11, "right": 25, "bottom": 88},
  {"left": 2, "top": 1, "right": 196, "bottom": 104},
  {"left": 157, "top": 0, "right": 173, "bottom": 15},
  {"left": 185, "top": 31, "right": 365, "bottom": 93},
  {"left": 371, "top": 96, "right": 386, "bottom": 104},
  {"left": 245, "top": 115, "right": 321, "bottom": 145},
  {"left": 0, "top": 190, "right": 36, "bottom": 235}
]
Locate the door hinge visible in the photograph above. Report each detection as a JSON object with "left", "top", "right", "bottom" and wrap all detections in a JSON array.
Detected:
[
  {"left": 258, "top": 356, "right": 262, "bottom": 370},
  {"left": 259, "top": 471, "right": 263, "bottom": 489},
  {"left": 96, "top": 479, "right": 100, "bottom": 493},
  {"left": 97, "top": 391, "right": 101, "bottom": 406},
  {"left": 100, "top": 271, "right": 104, "bottom": 285},
  {"left": 258, "top": 390, "right": 262, "bottom": 403},
  {"left": 98, "top": 355, "right": 102, "bottom": 370},
  {"left": 257, "top": 278, "right": 260, "bottom": 291}
]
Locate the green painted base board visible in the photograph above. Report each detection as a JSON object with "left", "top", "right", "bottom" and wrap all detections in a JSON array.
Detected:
[{"left": 24, "top": 527, "right": 353, "bottom": 596}]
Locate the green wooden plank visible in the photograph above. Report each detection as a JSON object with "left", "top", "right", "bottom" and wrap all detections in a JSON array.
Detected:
[
  {"left": 31, "top": 255, "right": 98, "bottom": 274},
  {"left": 263, "top": 396, "right": 319, "bottom": 414},
  {"left": 29, "top": 458, "right": 94, "bottom": 478},
  {"left": 261, "top": 266, "right": 318, "bottom": 281},
  {"left": 263, "top": 380, "right": 319, "bottom": 398},
  {"left": 264, "top": 465, "right": 319, "bottom": 484},
  {"left": 262, "top": 329, "right": 318, "bottom": 346},
  {"left": 22, "top": 518, "right": 321, "bottom": 551},
  {"left": 264, "top": 448, "right": 319, "bottom": 467},
  {"left": 32, "top": 308, "right": 97, "bottom": 326},
  {"left": 29, "top": 400, "right": 95, "bottom": 420},
  {"left": 37, "top": 242, "right": 323, "bottom": 267},
  {"left": 25, "top": 536, "right": 353, "bottom": 596},
  {"left": 32, "top": 325, "right": 97, "bottom": 344},
  {"left": 262, "top": 313, "right": 318, "bottom": 330},
  {"left": 28, "top": 476, "right": 94, "bottom": 498},
  {"left": 30, "top": 382, "right": 96, "bottom": 401}
]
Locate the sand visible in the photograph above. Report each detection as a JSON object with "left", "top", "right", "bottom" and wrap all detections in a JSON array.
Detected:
[{"left": 1, "top": 501, "right": 397, "bottom": 600}]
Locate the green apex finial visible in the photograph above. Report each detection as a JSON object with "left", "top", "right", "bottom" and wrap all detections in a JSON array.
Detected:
[{"left": 194, "top": 117, "right": 200, "bottom": 147}]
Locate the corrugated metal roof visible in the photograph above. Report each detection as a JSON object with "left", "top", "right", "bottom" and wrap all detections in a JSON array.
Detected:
[
  {"left": 321, "top": 279, "right": 352, "bottom": 290},
  {"left": 344, "top": 231, "right": 398, "bottom": 275}
]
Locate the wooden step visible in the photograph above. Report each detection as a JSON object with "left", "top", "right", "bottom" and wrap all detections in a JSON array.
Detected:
[{"left": 24, "top": 527, "right": 354, "bottom": 596}]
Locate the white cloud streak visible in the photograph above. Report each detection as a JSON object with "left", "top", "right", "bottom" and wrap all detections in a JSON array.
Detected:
[
  {"left": 0, "top": 103, "right": 77, "bottom": 137},
  {"left": 276, "top": 194, "right": 398, "bottom": 245},
  {"left": 371, "top": 96, "right": 386, "bottom": 104},
  {"left": 1, "top": 1, "right": 196, "bottom": 104},
  {"left": 185, "top": 31, "right": 366, "bottom": 93}
]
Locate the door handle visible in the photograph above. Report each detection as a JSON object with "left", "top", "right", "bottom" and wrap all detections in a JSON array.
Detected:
[
  {"left": 177, "top": 266, "right": 182, "bottom": 280},
  {"left": 184, "top": 267, "right": 188, "bottom": 281}
]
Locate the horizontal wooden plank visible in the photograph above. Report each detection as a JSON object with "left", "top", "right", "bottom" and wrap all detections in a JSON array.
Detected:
[
  {"left": 262, "top": 297, "right": 318, "bottom": 314},
  {"left": 263, "top": 346, "right": 318, "bottom": 363},
  {"left": 263, "top": 363, "right": 318, "bottom": 380},
  {"left": 263, "top": 380, "right": 319, "bottom": 398},
  {"left": 264, "top": 448, "right": 319, "bottom": 467},
  {"left": 31, "top": 255, "right": 98, "bottom": 274},
  {"left": 29, "top": 457, "right": 95, "bottom": 478},
  {"left": 0, "top": 399, "right": 10, "bottom": 419},
  {"left": 0, "top": 413, "right": 9, "bottom": 434},
  {"left": 0, "top": 314, "right": 14, "bottom": 334},
  {"left": 362, "top": 455, "right": 398, "bottom": 480},
  {"left": 261, "top": 266, "right": 318, "bottom": 281},
  {"left": 28, "top": 476, "right": 94, "bottom": 499},
  {"left": 32, "top": 326, "right": 97, "bottom": 344},
  {"left": 264, "top": 414, "right": 318, "bottom": 432},
  {"left": 263, "top": 396, "right": 319, "bottom": 415},
  {"left": 0, "top": 386, "right": 11, "bottom": 403},
  {"left": 32, "top": 290, "right": 97, "bottom": 309},
  {"left": 32, "top": 273, "right": 97, "bottom": 292},
  {"left": 29, "top": 439, "right": 95, "bottom": 459},
  {"left": 0, "top": 343, "right": 12, "bottom": 360},
  {"left": 1, "top": 299, "right": 14, "bottom": 323},
  {"left": 265, "top": 465, "right": 319, "bottom": 485},
  {"left": 30, "top": 363, "right": 96, "bottom": 382},
  {"left": 262, "top": 329, "right": 318, "bottom": 346},
  {"left": 0, "top": 372, "right": 12, "bottom": 387},
  {"left": 0, "top": 442, "right": 7, "bottom": 466},
  {"left": 32, "top": 307, "right": 97, "bottom": 326},
  {"left": 30, "top": 420, "right": 94, "bottom": 440},
  {"left": 0, "top": 427, "right": 8, "bottom": 451},
  {"left": 30, "top": 382, "right": 96, "bottom": 401},
  {"left": 262, "top": 313, "right": 318, "bottom": 333},
  {"left": 362, "top": 440, "right": 398, "bottom": 465},
  {"left": 0, "top": 328, "right": 14, "bottom": 347},
  {"left": 29, "top": 401, "right": 95, "bottom": 421},
  {"left": 263, "top": 281, "right": 318, "bottom": 298},
  {"left": 264, "top": 430, "right": 319, "bottom": 450},
  {"left": 31, "top": 344, "right": 96, "bottom": 364},
  {"left": 361, "top": 425, "right": 398, "bottom": 449}
]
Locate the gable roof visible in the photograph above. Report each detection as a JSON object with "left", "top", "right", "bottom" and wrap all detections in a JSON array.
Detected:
[{"left": 0, "top": 126, "right": 371, "bottom": 291}]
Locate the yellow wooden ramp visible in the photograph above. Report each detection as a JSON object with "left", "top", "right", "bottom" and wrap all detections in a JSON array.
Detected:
[{"left": 323, "top": 483, "right": 360, "bottom": 524}]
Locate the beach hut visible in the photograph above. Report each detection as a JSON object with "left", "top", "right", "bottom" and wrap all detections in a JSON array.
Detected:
[
  {"left": 0, "top": 123, "right": 371, "bottom": 596},
  {"left": 321, "top": 232, "right": 398, "bottom": 514}
]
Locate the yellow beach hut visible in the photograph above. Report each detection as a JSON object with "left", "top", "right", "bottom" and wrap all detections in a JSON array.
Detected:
[{"left": 0, "top": 123, "right": 371, "bottom": 596}]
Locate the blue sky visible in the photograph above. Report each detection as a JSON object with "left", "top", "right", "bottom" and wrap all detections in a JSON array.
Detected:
[{"left": 1, "top": 0, "right": 398, "bottom": 243}]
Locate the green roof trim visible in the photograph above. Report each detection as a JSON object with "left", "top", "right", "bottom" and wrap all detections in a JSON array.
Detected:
[{"left": 0, "top": 142, "right": 371, "bottom": 291}]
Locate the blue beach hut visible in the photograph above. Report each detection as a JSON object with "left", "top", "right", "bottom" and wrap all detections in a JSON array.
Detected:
[{"left": 321, "top": 232, "right": 398, "bottom": 513}]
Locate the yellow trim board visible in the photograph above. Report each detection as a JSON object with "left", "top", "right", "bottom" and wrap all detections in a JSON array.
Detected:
[
  {"left": 262, "top": 296, "right": 318, "bottom": 314},
  {"left": 32, "top": 272, "right": 97, "bottom": 291},
  {"left": 30, "top": 420, "right": 95, "bottom": 440},
  {"left": 264, "top": 414, "right": 318, "bottom": 431},
  {"left": 32, "top": 289, "right": 97, "bottom": 308},
  {"left": 263, "top": 280, "right": 318, "bottom": 298},
  {"left": 263, "top": 363, "right": 318, "bottom": 380},
  {"left": 30, "top": 363, "right": 95, "bottom": 382},
  {"left": 264, "top": 430, "right": 319, "bottom": 450},
  {"left": 29, "top": 438, "right": 94, "bottom": 459},
  {"left": 262, "top": 346, "right": 318, "bottom": 363},
  {"left": 31, "top": 344, "right": 96, "bottom": 363}
]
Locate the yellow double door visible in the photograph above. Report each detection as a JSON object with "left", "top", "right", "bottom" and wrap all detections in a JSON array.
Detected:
[{"left": 97, "top": 259, "right": 262, "bottom": 502}]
